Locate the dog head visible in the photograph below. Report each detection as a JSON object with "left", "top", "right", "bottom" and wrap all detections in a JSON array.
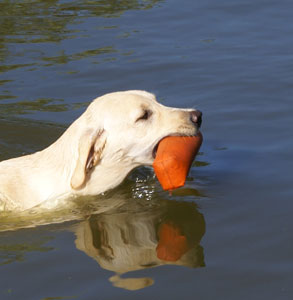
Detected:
[{"left": 70, "top": 90, "right": 202, "bottom": 190}]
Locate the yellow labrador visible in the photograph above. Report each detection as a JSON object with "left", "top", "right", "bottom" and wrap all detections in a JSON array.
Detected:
[{"left": 0, "top": 90, "right": 202, "bottom": 211}]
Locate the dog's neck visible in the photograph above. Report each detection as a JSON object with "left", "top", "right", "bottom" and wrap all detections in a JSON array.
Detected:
[
  {"left": 0, "top": 116, "right": 140, "bottom": 211},
  {"left": 35, "top": 123, "right": 138, "bottom": 207}
]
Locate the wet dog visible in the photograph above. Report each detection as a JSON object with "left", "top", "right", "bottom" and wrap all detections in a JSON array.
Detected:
[{"left": 0, "top": 91, "right": 201, "bottom": 211}]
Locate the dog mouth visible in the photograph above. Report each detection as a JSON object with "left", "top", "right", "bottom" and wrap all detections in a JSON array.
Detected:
[
  {"left": 151, "top": 117, "right": 202, "bottom": 159},
  {"left": 152, "top": 143, "right": 160, "bottom": 159},
  {"left": 151, "top": 132, "right": 199, "bottom": 159}
]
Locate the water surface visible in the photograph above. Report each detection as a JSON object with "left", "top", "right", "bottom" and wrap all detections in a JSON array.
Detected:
[{"left": 1, "top": 0, "right": 293, "bottom": 299}]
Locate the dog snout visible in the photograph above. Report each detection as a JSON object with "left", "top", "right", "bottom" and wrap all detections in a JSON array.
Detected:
[{"left": 190, "top": 110, "right": 202, "bottom": 128}]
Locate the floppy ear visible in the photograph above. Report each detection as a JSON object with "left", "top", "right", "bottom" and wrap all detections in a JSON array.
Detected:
[{"left": 70, "top": 129, "right": 106, "bottom": 190}]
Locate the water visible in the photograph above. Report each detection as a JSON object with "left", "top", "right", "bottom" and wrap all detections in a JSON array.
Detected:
[{"left": 1, "top": 0, "right": 293, "bottom": 299}]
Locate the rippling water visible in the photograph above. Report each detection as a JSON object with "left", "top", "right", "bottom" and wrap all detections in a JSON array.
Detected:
[{"left": 1, "top": 0, "right": 293, "bottom": 299}]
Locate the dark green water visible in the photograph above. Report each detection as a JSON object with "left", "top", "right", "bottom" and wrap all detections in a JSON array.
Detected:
[{"left": 1, "top": 0, "right": 293, "bottom": 299}]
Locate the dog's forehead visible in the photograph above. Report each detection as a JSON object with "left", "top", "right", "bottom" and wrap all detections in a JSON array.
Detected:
[
  {"left": 109, "top": 90, "right": 157, "bottom": 105},
  {"left": 90, "top": 90, "right": 159, "bottom": 114}
]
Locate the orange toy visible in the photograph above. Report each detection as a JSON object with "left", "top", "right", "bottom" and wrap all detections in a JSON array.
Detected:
[
  {"left": 156, "top": 223, "right": 189, "bottom": 262},
  {"left": 153, "top": 132, "right": 203, "bottom": 191}
]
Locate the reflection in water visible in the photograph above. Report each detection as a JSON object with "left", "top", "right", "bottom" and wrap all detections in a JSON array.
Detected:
[
  {"left": 75, "top": 199, "right": 205, "bottom": 291},
  {"left": 0, "top": 171, "right": 206, "bottom": 290},
  {"left": 0, "top": 170, "right": 206, "bottom": 290}
]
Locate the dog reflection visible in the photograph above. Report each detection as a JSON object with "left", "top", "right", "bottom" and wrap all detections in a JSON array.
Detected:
[{"left": 75, "top": 200, "right": 205, "bottom": 290}]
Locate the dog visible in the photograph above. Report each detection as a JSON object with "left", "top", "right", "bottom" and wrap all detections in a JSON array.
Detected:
[{"left": 0, "top": 90, "right": 202, "bottom": 211}]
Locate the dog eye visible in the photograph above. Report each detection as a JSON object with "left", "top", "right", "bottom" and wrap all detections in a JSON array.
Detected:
[{"left": 136, "top": 110, "right": 152, "bottom": 122}]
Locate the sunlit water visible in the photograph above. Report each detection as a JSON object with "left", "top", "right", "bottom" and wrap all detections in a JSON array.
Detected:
[{"left": 1, "top": 0, "right": 293, "bottom": 299}]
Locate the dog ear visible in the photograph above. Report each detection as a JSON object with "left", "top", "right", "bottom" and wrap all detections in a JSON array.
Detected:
[{"left": 70, "top": 129, "right": 106, "bottom": 190}]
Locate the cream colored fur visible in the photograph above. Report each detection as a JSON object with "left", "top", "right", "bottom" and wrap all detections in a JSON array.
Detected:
[{"left": 0, "top": 90, "right": 199, "bottom": 211}]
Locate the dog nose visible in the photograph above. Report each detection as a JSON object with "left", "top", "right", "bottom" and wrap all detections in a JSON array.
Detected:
[{"left": 190, "top": 110, "right": 202, "bottom": 128}]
